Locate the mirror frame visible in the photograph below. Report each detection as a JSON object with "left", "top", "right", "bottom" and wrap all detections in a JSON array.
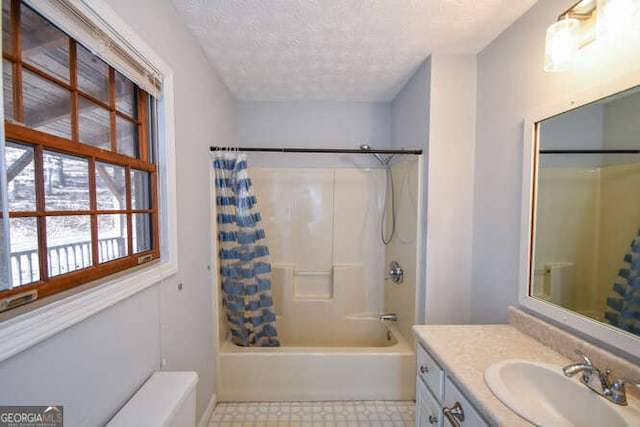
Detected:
[{"left": 519, "top": 69, "right": 640, "bottom": 359}]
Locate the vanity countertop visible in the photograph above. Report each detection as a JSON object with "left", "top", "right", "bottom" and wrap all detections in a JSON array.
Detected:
[{"left": 413, "top": 324, "right": 572, "bottom": 426}]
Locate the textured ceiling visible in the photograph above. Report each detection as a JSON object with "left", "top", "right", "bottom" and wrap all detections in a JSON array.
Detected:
[{"left": 172, "top": 0, "right": 538, "bottom": 101}]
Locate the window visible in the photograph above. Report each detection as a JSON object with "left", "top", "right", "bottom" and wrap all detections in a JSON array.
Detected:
[{"left": 0, "top": 0, "right": 159, "bottom": 310}]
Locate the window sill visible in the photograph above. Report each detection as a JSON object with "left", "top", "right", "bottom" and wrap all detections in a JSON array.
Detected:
[{"left": 0, "top": 259, "right": 176, "bottom": 363}]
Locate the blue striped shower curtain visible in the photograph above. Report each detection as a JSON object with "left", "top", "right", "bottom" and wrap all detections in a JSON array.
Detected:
[
  {"left": 605, "top": 228, "right": 640, "bottom": 336},
  {"left": 213, "top": 151, "right": 280, "bottom": 347}
]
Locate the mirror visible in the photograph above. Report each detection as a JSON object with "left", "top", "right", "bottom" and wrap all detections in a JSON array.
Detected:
[
  {"left": 534, "top": 85, "right": 640, "bottom": 335},
  {"left": 520, "top": 74, "right": 640, "bottom": 358}
]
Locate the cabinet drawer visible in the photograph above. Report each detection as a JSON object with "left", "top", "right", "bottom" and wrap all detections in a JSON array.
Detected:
[
  {"left": 417, "top": 375, "right": 442, "bottom": 427},
  {"left": 442, "top": 376, "right": 488, "bottom": 427},
  {"left": 417, "top": 344, "right": 444, "bottom": 400}
]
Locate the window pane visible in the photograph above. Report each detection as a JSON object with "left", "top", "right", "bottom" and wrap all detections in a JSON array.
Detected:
[
  {"left": 2, "top": 0, "right": 11, "bottom": 55},
  {"left": 117, "top": 116, "right": 138, "bottom": 158},
  {"left": 96, "top": 162, "right": 126, "bottom": 210},
  {"left": 115, "top": 71, "right": 136, "bottom": 117},
  {"left": 3, "top": 59, "right": 13, "bottom": 122},
  {"left": 10, "top": 217, "right": 40, "bottom": 286},
  {"left": 21, "top": 5, "right": 69, "bottom": 83},
  {"left": 98, "top": 214, "right": 127, "bottom": 263},
  {"left": 77, "top": 43, "right": 109, "bottom": 103},
  {"left": 132, "top": 213, "right": 152, "bottom": 254},
  {"left": 79, "top": 97, "right": 110, "bottom": 150},
  {"left": 43, "top": 151, "right": 89, "bottom": 211},
  {"left": 46, "top": 215, "right": 91, "bottom": 277},
  {"left": 131, "top": 169, "right": 150, "bottom": 210},
  {"left": 5, "top": 142, "right": 36, "bottom": 211},
  {"left": 23, "top": 69, "right": 71, "bottom": 139}
]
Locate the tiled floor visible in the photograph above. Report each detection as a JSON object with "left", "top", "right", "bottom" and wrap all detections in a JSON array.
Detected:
[{"left": 208, "top": 400, "right": 415, "bottom": 427}]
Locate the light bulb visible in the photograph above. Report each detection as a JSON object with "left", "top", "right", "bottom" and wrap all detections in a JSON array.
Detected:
[
  {"left": 596, "top": 0, "right": 639, "bottom": 42},
  {"left": 544, "top": 18, "right": 580, "bottom": 72}
]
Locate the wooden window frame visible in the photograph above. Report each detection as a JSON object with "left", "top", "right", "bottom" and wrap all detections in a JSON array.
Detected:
[{"left": 1, "top": 0, "right": 160, "bottom": 303}]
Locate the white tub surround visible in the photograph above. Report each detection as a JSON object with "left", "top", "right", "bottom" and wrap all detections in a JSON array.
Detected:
[
  {"left": 413, "top": 307, "right": 640, "bottom": 426},
  {"left": 219, "top": 321, "right": 414, "bottom": 402}
]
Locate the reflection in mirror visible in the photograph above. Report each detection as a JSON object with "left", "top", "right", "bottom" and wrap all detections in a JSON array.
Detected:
[{"left": 533, "top": 85, "right": 640, "bottom": 338}]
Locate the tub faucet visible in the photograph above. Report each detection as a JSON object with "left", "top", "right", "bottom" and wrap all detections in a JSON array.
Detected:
[{"left": 379, "top": 313, "right": 398, "bottom": 322}]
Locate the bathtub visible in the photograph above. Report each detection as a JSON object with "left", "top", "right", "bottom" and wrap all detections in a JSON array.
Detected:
[{"left": 217, "top": 317, "right": 415, "bottom": 401}]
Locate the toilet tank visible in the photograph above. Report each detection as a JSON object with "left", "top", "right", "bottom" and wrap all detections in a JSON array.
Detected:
[{"left": 107, "top": 371, "right": 198, "bottom": 427}]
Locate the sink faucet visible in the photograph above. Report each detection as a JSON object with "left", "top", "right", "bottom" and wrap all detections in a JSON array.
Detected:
[
  {"left": 563, "top": 349, "right": 639, "bottom": 406},
  {"left": 563, "top": 350, "right": 612, "bottom": 397},
  {"left": 379, "top": 313, "right": 398, "bottom": 321}
]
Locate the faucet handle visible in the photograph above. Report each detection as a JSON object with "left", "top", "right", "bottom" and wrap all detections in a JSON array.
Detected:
[
  {"left": 619, "top": 378, "right": 640, "bottom": 388},
  {"left": 385, "top": 261, "right": 403, "bottom": 284},
  {"left": 613, "top": 378, "right": 640, "bottom": 389},
  {"left": 610, "top": 378, "right": 640, "bottom": 406},
  {"left": 574, "top": 349, "right": 593, "bottom": 366}
]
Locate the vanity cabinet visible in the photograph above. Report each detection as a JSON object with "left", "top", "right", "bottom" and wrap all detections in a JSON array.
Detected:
[{"left": 416, "top": 344, "right": 488, "bottom": 427}]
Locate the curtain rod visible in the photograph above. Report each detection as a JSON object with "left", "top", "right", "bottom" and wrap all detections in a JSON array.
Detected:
[
  {"left": 540, "top": 149, "right": 640, "bottom": 154},
  {"left": 209, "top": 146, "right": 422, "bottom": 155}
]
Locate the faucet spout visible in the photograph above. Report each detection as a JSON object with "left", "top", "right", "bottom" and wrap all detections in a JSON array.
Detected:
[
  {"left": 563, "top": 363, "right": 595, "bottom": 377},
  {"left": 379, "top": 313, "right": 398, "bottom": 322},
  {"left": 563, "top": 350, "right": 613, "bottom": 400}
]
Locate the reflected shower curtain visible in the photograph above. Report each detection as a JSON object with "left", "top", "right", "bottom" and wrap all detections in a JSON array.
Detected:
[
  {"left": 213, "top": 151, "right": 280, "bottom": 347},
  {"left": 605, "top": 228, "right": 640, "bottom": 336}
]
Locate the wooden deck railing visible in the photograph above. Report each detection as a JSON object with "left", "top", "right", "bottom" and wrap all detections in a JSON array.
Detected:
[{"left": 10, "top": 237, "right": 126, "bottom": 286}]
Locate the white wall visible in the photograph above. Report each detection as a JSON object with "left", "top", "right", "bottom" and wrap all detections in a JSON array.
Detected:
[
  {"left": 390, "top": 58, "right": 430, "bottom": 324},
  {"left": 235, "top": 101, "right": 390, "bottom": 168},
  {"left": 425, "top": 54, "right": 477, "bottom": 324},
  {"left": 389, "top": 54, "right": 477, "bottom": 326},
  {"left": 0, "top": 0, "right": 235, "bottom": 425},
  {"left": 236, "top": 101, "right": 390, "bottom": 149},
  {"left": 0, "top": 286, "right": 160, "bottom": 426},
  {"left": 472, "top": 0, "right": 640, "bottom": 323},
  {"left": 390, "top": 59, "right": 431, "bottom": 154}
]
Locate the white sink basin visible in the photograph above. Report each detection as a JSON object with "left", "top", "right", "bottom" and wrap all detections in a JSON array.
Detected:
[{"left": 484, "top": 359, "right": 640, "bottom": 427}]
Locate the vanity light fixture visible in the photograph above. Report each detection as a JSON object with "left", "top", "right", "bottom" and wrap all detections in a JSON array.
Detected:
[
  {"left": 544, "top": 0, "right": 597, "bottom": 72},
  {"left": 544, "top": 0, "right": 640, "bottom": 72}
]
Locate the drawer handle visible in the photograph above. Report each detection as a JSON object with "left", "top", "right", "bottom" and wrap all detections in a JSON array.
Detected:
[
  {"left": 428, "top": 415, "right": 439, "bottom": 424},
  {"left": 420, "top": 365, "right": 429, "bottom": 374},
  {"left": 443, "top": 402, "right": 465, "bottom": 427}
]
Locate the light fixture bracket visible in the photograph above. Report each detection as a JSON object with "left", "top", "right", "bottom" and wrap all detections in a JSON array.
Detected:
[
  {"left": 557, "top": 0, "right": 598, "bottom": 48},
  {"left": 558, "top": 0, "right": 597, "bottom": 20}
]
